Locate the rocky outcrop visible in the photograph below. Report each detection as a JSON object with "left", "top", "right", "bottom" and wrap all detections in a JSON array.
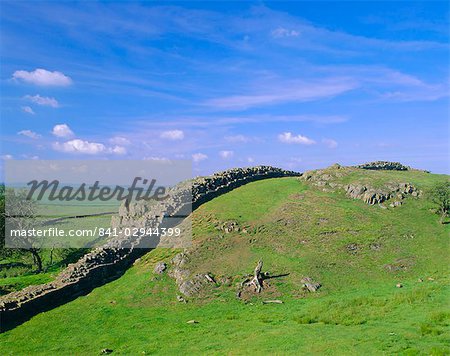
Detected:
[
  {"left": 168, "top": 252, "right": 215, "bottom": 297},
  {"left": 301, "top": 164, "right": 347, "bottom": 190},
  {"left": 0, "top": 166, "right": 300, "bottom": 331},
  {"left": 301, "top": 164, "right": 422, "bottom": 205},
  {"left": 344, "top": 182, "right": 421, "bottom": 205}
]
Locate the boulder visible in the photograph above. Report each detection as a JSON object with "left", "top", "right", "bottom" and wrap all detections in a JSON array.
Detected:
[
  {"left": 221, "top": 221, "right": 240, "bottom": 233},
  {"left": 301, "top": 277, "right": 321, "bottom": 292},
  {"left": 154, "top": 262, "right": 167, "bottom": 274}
]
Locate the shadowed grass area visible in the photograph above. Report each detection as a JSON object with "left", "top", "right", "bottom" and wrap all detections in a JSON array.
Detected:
[{"left": 1, "top": 174, "right": 449, "bottom": 354}]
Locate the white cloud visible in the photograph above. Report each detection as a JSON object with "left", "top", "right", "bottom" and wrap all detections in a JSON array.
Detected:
[
  {"left": 225, "top": 134, "right": 251, "bottom": 143},
  {"left": 247, "top": 157, "right": 254, "bottom": 163},
  {"left": 13, "top": 68, "right": 72, "bottom": 86},
  {"left": 52, "top": 124, "right": 74, "bottom": 138},
  {"left": 322, "top": 138, "right": 338, "bottom": 149},
  {"left": 278, "top": 132, "right": 316, "bottom": 145},
  {"left": 24, "top": 94, "right": 59, "bottom": 108},
  {"left": 18, "top": 130, "right": 41, "bottom": 139},
  {"left": 219, "top": 150, "right": 234, "bottom": 159},
  {"left": 160, "top": 130, "right": 184, "bottom": 140},
  {"left": 22, "top": 106, "right": 35, "bottom": 115},
  {"left": 271, "top": 27, "right": 300, "bottom": 38},
  {"left": 1, "top": 154, "right": 13, "bottom": 160},
  {"left": 110, "top": 145, "right": 127, "bottom": 155},
  {"left": 192, "top": 153, "right": 208, "bottom": 162},
  {"left": 53, "top": 139, "right": 106, "bottom": 155},
  {"left": 109, "top": 136, "right": 131, "bottom": 145}
]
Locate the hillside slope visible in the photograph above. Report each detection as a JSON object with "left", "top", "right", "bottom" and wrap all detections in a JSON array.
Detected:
[{"left": 1, "top": 168, "right": 449, "bottom": 355}]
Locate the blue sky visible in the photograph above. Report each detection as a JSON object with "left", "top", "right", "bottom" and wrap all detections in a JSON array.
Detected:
[{"left": 1, "top": 1, "right": 449, "bottom": 175}]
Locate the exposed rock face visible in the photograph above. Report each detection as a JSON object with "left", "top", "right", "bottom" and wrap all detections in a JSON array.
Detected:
[
  {"left": 344, "top": 182, "right": 420, "bottom": 205},
  {"left": 0, "top": 166, "right": 300, "bottom": 330},
  {"left": 355, "top": 161, "right": 411, "bottom": 171},
  {"left": 168, "top": 252, "right": 215, "bottom": 296}
]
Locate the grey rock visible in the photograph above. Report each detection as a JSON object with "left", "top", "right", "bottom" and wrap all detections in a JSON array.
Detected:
[
  {"left": 301, "top": 277, "right": 321, "bottom": 292},
  {"left": 154, "top": 262, "right": 167, "bottom": 274},
  {"left": 171, "top": 252, "right": 189, "bottom": 267},
  {"left": 346, "top": 243, "right": 360, "bottom": 254},
  {"left": 221, "top": 221, "right": 239, "bottom": 233},
  {"left": 176, "top": 295, "right": 186, "bottom": 303},
  {"left": 369, "top": 243, "right": 382, "bottom": 251}
]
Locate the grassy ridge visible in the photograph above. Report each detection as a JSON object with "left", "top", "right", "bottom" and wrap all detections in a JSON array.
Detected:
[{"left": 1, "top": 173, "right": 449, "bottom": 354}]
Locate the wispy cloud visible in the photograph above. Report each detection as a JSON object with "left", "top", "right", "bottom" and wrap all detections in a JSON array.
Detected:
[
  {"left": 322, "top": 138, "right": 338, "bottom": 148},
  {"left": 134, "top": 114, "right": 348, "bottom": 129},
  {"left": 219, "top": 150, "right": 234, "bottom": 159},
  {"left": 18, "top": 130, "right": 41, "bottom": 139},
  {"left": 144, "top": 156, "right": 171, "bottom": 162},
  {"left": 24, "top": 94, "right": 59, "bottom": 107},
  {"left": 192, "top": 152, "right": 208, "bottom": 162},
  {"left": 204, "top": 78, "right": 357, "bottom": 110},
  {"left": 271, "top": 27, "right": 300, "bottom": 38},
  {"left": 225, "top": 134, "right": 252, "bottom": 143},
  {"left": 160, "top": 129, "right": 184, "bottom": 140},
  {"left": 13, "top": 68, "right": 72, "bottom": 86},
  {"left": 109, "top": 136, "right": 131, "bottom": 145},
  {"left": 21, "top": 106, "right": 35, "bottom": 115},
  {"left": 313, "top": 65, "right": 449, "bottom": 103}
]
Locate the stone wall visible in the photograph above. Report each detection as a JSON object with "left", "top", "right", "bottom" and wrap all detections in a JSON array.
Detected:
[
  {"left": 355, "top": 161, "right": 411, "bottom": 171},
  {"left": 0, "top": 166, "right": 300, "bottom": 331}
]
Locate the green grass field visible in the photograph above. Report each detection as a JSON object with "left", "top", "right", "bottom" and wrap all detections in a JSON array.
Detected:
[{"left": 1, "top": 171, "right": 449, "bottom": 354}]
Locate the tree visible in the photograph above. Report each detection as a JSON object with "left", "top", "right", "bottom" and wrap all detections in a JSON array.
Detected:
[
  {"left": 429, "top": 181, "right": 450, "bottom": 224},
  {"left": 4, "top": 188, "right": 43, "bottom": 271}
]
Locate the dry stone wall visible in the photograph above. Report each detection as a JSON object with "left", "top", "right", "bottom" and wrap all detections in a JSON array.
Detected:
[
  {"left": 355, "top": 161, "right": 411, "bottom": 171},
  {"left": 0, "top": 166, "right": 300, "bottom": 331}
]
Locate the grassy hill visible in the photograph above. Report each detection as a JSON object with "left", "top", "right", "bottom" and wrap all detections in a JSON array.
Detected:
[{"left": 1, "top": 167, "right": 449, "bottom": 354}]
